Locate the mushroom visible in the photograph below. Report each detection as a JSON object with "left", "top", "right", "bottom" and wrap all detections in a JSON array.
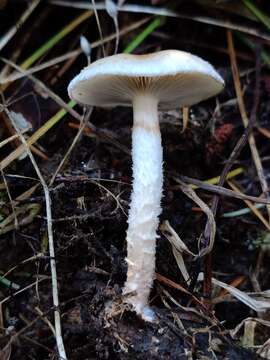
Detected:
[{"left": 68, "top": 50, "right": 224, "bottom": 321}]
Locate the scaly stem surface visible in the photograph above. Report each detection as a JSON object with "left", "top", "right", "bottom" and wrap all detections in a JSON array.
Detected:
[{"left": 124, "top": 93, "right": 163, "bottom": 321}]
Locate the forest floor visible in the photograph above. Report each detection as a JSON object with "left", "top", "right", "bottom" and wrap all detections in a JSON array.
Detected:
[{"left": 0, "top": 1, "right": 270, "bottom": 359}]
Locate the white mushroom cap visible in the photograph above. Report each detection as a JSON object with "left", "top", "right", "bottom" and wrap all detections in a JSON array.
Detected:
[{"left": 68, "top": 49, "right": 224, "bottom": 110}]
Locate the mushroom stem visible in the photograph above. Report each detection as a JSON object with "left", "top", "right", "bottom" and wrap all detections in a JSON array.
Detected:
[{"left": 124, "top": 93, "right": 163, "bottom": 321}]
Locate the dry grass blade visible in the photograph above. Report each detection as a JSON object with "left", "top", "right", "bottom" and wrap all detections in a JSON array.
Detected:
[
  {"left": 161, "top": 220, "right": 196, "bottom": 257},
  {"left": 3, "top": 253, "right": 44, "bottom": 279},
  {"left": 176, "top": 179, "right": 216, "bottom": 257},
  {"left": 227, "top": 30, "right": 270, "bottom": 221},
  {"left": 258, "top": 127, "right": 270, "bottom": 140},
  {"left": 181, "top": 107, "right": 189, "bottom": 133},
  {"left": 212, "top": 275, "right": 246, "bottom": 304},
  {"left": 160, "top": 220, "right": 195, "bottom": 284},
  {"left": 231, "top": 317, "right": 270, "bottom": 358},
  {"left": 242, "top": 319, "right": 256, "bottom": 348},
  {"left": 91, "top": 0, "right": 106, "bottom": 57},
  {"left": 258, "top": 338, "right": 270, "bottom": 359},
  {"left": 156, "top": 274, "right": 220, "bottom": 326},
  {"left": 0, "top": 101, "right": 76, "bottom": 171},
  {"left": 231, "top": 317, "right": 264, "bottom": 338},
  {"left": 3, "top": 108, "right": 67, "bottom": 359},
  {"left": 0, "top": 203, "right": 40, "bottom": 235},
  {"left": 0, "top": 0, "right": 40, "bottom": 51},
  {"left": 0, "top": 57, "right": 82, "bottom": 122},
  {"left": 159, "top": 287, "right": 203, "bottom": 327},
  {"left": 227, "top": 180, "right": 270, "bottom": 232},
  {"left": 15, "top": 184, "right": 39, "bottom": 202},
  {"left": 175, "top": 175, "right": 270, "bottom": 204},
  {"left": 35, "top": 306, "right": 56, "bottom": 336},
  {"left": 0, "top": 132, "right": 26, "bottom": 149},
  {"left": 0, "top": 110, "right": 48, "bottom": 161},
  {"left": 183, "top": 168, "right": 244, "bottom": 190},
  {"left": 198, "top": 273, "right": 270, "bottom": 312},
  {"left": 50, "top": 1, "right": 270, "bottom": 42}
]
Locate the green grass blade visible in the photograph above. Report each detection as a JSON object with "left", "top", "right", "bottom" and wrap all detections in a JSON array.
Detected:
[
  {"left": 236, "top": 32, "right": 270, "bottom": 66},
  {"left": 242, "top": 0, "right": 270, "bottom": 31},
  {"left": 123, "top": 17, "right": 163, "bottom": 54},
  {"left": 21, "top": 10, "right": 92, "bottom": 70}
]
